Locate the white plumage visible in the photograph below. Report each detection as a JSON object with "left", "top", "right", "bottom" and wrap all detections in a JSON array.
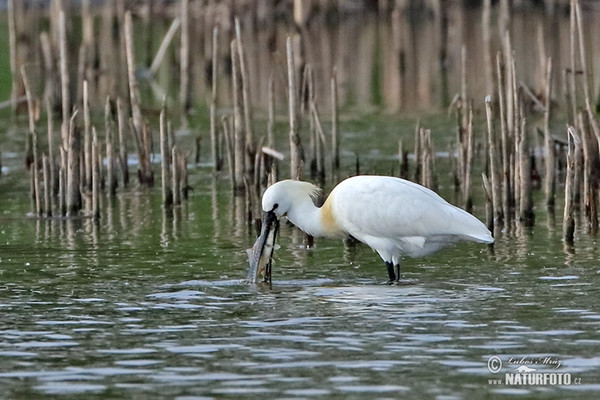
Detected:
[{"left": 260, "top": 175, "right": 493, "bottom": 281}]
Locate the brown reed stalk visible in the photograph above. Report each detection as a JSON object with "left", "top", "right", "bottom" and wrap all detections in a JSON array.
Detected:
[
  {"left": 287, "top": 36, "right": 303, "bottom": 180},
  {"left": 564, "top": 126, "right": 579, "bottom": 243},
  {"left": 543, "top": 58, "right": 555, "bottom": 210},
  {"left": 21, "top": 66, "right": 40, "bottom": 215},
  {"left": 420, "top": 128, "right": 434, "bottom": 190},
  {"left": 310, "top": 100, "right": 327, "bottom": 186},
  {"left": 210, "top": 26, "right": 219, "bottom": 171},
  {"left": 116, "top": 98, "right": 129, "bottom": 187},
  {"left": 482, "top": 173, "right": 494, "bottom": 232},
  {"left": 59, "top": 10, "right": 70, "bottom": 145},
  {"left": 463, "top": 101, "right": 474, "bottom": 212},
  {"left": 45, "top": 97, "right": 56, "bottom": 197},
  {"left": 413, "top": 120, "right": 421, "bottom": 182},
  {"left": 496, "top": 52, "right": 510, "bottom": 225},
  {"left": 66, "top": 110, "right": 81, "bottom": 216},
  {"left": 180, "top": 0, "right": 190, "bottom": 112},
  {"left": 179, "top": 152, "right": 188, "bottom": 201},
  {"left": 267, "top": 72, "right": 275, "bottom": 149},
  {"left": 568, "top": 0, "right": 577, "bottom": 123},
  {"left": 149, "top": 18, "right": 181, "bottom": 77},
  {"left": 231, "top": 39, "right": 245, "bottom": 194},
  {"left": 124, "top": 11, "right": 143, "bottom": 137},
  {"left": 331, "top": 67, "right": 339, "bottom": 171},
  {"left": 59, "top": 147, "right": 66, "bottom": 216},
  {"left": 105, "top": 97, "right": 116, "bottom": 196},
  {"left": 92, "top": 126, "right": 99, "bottom": 220},
  {"left": 485, "top": 95, "right": 503, "bottom": 226},
  {"left": 7, "top": 0, "right": 19, "bottom": 112},
  {"left": 518, "top": 109, "right": 534, "bottom": 226},
  {"left": 482, "top": 0, "right": 494, "bottom": 98},
  {"left": 83, "top": 80, "right": 91, "bottom": 190},
  {"left": 43, "top": 154, "right": 51, "bottom": 217},
  {"left": 221, "top": 116, "right": 235, "bottom": 192},
  {"left": 172, "top": 147, "right": 181, "bottom": 206},
  {"left": 235, "top": 18, "right": 256, "bottom": 178},
  {"left": 160, "top": 108, "right": 172, "bottom": 208}
]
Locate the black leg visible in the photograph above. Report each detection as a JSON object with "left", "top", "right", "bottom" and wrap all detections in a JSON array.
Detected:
[
  {"left": 395, "top": 264, "right": 400, "bottom": 282},
  {"left": 386, "top": 261, "right": 396, "bottom": 282}
]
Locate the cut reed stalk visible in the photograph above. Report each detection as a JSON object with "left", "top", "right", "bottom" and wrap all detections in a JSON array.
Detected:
[
  {"left": 83, "top": 80, "right": 91, "bottom": 190},
  {"left": 563, "top": 126, "right": 579, "bottom": 243},
  {"left": 116, "top": 98, "right": 129, "bottom": 187},
  {"left": 43, "top": 154, "right": 51, "bottom": 217},
  {"left": 59, "top": 10, "right": 70, "bottom": 145},
  {"left": 180, "top": 0, "right": 190, "bottom": 112},
  {"left": 210, "top": 26, "right": 219, "bottom": 171},
  {"left": 66, "top": 110, "right": 81, "bottom": 216},
  {"left": 160, "top": 108, "right": 172, "bottom": 208},
  {"left": 231, "top": 39, "right": 245, "bottom": 194},
  {"left": 485, "top": 95, "right": 503, "bottom": 226},
  {"left": 543, "top": 58, "right": 555, "bottom": 210},
  {"left": 331, "top": 67, "right": 339, "bottom": 171},
  {"left": 105, "top": 97, "right": 116, "bottom": 197},
  {"left": 172, "top": 147, "right": 181, "bottom": 206},
  {"left": 235, "top": 18, "right": 256, "bottom": 177},
  {"left": 287, "top": 36, "right": 303, "bottom": 180},
  {"left": 92, "top": 125, "right": 100, "bottom": 220},
  {"left": 124, "top": 11, "right": 144, "bottom": 137}
]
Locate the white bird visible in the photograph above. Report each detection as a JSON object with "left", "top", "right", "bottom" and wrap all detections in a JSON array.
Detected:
[{"left": 255, "top": 175, "right": 493, "bottom": 282}]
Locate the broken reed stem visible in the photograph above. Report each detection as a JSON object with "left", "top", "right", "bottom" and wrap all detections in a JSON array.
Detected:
[
  {"left": 43, "top": 154, "right": 51, "bottom": 217},
  {"left": 331, "top": 67, "right": 339, "bottom": 171},
  {"left": 287, "top": 36, "right": 303, "bottom": 180},
  {"left": 150, "top": 18, "right": 181, "bottom": 77},
  {"left": 482, "top": 173, "right": 494, "bottom": 232},
  {"left": 210, "top": 26, "right": 219, "bottom": 171},
  {"left": 172, "top": 147, "right": 181, "bottom": 206},
  {"left": 21, "top": 65, "right": 39, "bottom": 214},
  {"left": 160, "top": 108, "right": 172, "bottom": 208},
  {"left": 231, "top": 39, "right": 245, "bottom": 194},
  {"left": 543, "top": 58, "right": 555, "bottom": 210},
  {"left": 568, "top": 1, "right": 577, "bottom": 123},
  {"left": 92, "top": 126, "right": 100, "bottom": 220},
  {"left": 496, "top": 52, "right": 510, "bottom": 225},
  {"left": 59, "top": 10, "right": 70, "bottom": 146},
  {"left": 66, "top": 110, "right": 81, "bottom": 216},
  {"left": 45, "top": 96, "right": 56, "bottom": 197},
  {"left": 222, "top": 116, "right": 235, "bottom": 192},
  {"left": 83, "top": 80, "right": 91, "bottom": 190},
  {"left": 518, "top": 110, "right": 534, "bottom": 226},
  {"left": 116, "top": 98, "right": 129, "bottom": 187},
  {"left": 485, "top": 95, "right": 503, "bottom": 226},
  {"left": 235, "top": 18, "right": 255, "bottom": 176},
  {"left": 420, "top": 128, "right": 433, "bottom": 189},
  {"left": 59, "top": 147, "right": 66, "bottom": 216},
  {"left": 563, "top": 126, "right": 579, "bottom": 243},
  {"left": 7, "top": 0, "right": 19, "bottom": 112},
  {"left": 105, "top": 97, "right": 116, "bottom": 197},
  {"left": 124, "top": 11, "right": 144, "bottom": 137},
  {"left": 482, "top": 0, "right": 494, "bottom": 98},
  {"left": 413, "top": 120, "right": 421, "bottom": 182},
  {"left": 267, "top": 73, "right": 275, "bottom": 149},
  {"left": 463, "top": 101, "right": 474, "bottom": 212},
  {"left": 180, "top": 0, "right": 190, "bottom": 112}
]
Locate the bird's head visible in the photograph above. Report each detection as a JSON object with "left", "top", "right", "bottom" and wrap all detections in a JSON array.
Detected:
[{"left": 261, "top": 180, "right": 322, "bottom": 218}]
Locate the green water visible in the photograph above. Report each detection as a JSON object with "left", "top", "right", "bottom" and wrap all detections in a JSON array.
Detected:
[{"left": 1, "top": 157, "right": 600, "bottom": 399}]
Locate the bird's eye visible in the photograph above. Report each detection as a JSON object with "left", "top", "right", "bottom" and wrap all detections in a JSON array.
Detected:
[{"left": 272, "top": 203, "right": 279, "bottom": 211}]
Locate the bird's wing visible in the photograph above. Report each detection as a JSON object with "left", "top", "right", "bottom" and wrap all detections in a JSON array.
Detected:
[{"left": 331, "top": 176, "right": 488, "bottom": 241}]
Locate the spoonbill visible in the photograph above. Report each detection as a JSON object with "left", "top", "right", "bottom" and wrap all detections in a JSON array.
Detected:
[{"left": 250, "top": 175, "right": 493, "bottom": 282}]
